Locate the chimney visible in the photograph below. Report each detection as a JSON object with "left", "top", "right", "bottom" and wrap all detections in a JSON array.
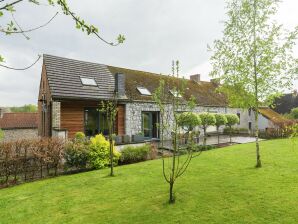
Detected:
[
  {"left": 190, "top": 74, "right": 200, "bottom": 83},
  {"left": 114, "top": 73, "right": 126, "bottom": 98}
]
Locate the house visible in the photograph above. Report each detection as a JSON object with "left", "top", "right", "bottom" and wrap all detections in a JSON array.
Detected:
[
  {"left": 257, "top": 107, "right": 293, "bottom": 132},
  {"left": 38, "top": 54, "right": 253, "bottom": 140},
  {"left": 0, "top": 111, "right": 38, "bottom": 141}
]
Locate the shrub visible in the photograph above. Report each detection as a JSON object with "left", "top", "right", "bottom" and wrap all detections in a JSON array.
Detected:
[
  {"left": 196, "top": 145, "right": 216, "bottom": 151},
  {"left": 290, "top": 108, "right": 298, "bottom": 119},
  {"left": 0, "top": 129, "right": 4, "bottom": 141},
  {"left": 65, "top": 141, "right": 89, "bottom": 169},
  {"left": 88, "top": 134, "right": 120, "bottom": 169},
  {"left": 74, "top": 132, "right": 86, "bottom": 142},
  {"left": 0, "top": 138, "right": 65, "bottom": 186},
  {"left": 119, "top": 144, "right": 151, "bottom": 164}
]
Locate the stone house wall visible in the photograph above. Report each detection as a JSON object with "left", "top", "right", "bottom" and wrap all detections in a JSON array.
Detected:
[
  {"left": 2, "top": 128, "right": 38, "bottom": 141},
  {"left": 124, "top": 102, "right": 252, "bottom": 138}
]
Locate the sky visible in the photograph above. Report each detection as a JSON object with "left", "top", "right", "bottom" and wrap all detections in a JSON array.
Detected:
[{"left": 0, "top": 0, "right": 298, "bottom": 106}]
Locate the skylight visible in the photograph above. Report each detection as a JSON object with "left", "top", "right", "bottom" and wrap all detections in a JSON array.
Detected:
[
  {"left": 80, "top": 77, "right": 97, "bottom": 86},
  {"left": 137, "top": 87, "right": 151, "bottom": 96},
  {"left": 169, "top": 90, "right": 182, "bottom": 98}
]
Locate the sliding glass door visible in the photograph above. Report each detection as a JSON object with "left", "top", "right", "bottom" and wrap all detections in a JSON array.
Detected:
[
  {"left": 142, "top": 112, "right": 160, "bottom": 138},
  {"left": 84, "top": 108, "right": 108, "bottom": 137}
]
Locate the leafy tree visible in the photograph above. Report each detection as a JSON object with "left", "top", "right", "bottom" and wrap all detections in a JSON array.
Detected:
[
  {"left": 0, "top": 0, "right": 125, "bottom": 69},
  {"left": 177, "top": 112, "right": 201, "bottom": 132},
  {"left": 198, "top": 113, "right": 216, "bottom": 146},
  {"left": 225, "top": 114, "right": 240, "bottom": 143},
  {"left": 209, "top": 0, "right": 298, "bottom": 168},
  {"left": 153, "top": 61, "right": 202, "bottom": 204},
  {"left": 214, "top": 113, "right": 228, "bottom": 144},
  {"left": 10, "top": 104, "right": 37, "bottom": 112},
  {"left": 289, "top": 108, "right": 298, "bottom": 120}
]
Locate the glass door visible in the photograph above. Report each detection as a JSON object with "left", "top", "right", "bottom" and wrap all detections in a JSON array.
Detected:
[{"left": 142, "top": 112, "right": 160, "bottom": 138}]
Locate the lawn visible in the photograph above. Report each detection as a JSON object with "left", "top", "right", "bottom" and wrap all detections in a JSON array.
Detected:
[{"left": 1, "top": 139, "right": 298, "bottom": 224}]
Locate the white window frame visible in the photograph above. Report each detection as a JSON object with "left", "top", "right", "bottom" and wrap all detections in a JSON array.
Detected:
[
  {"left": 137, "top": 87, "right": 152, "bottom": 96},
  {"left": 80, "top": 77, "right": 97, "bottom": 86}
]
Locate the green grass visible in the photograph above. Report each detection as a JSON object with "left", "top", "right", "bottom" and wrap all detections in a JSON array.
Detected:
[{"left": 1, "top": 139, "right": 298, "bottom": 224}]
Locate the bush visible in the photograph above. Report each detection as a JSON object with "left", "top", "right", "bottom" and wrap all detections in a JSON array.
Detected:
[
  {"left": 0, "top": 137, "right": 65, "bottom": 186},
  {"left": 0, "top": 129, "right": 4, "bottom": 141},
  {"left": 74, "top": 132, "right": 86, "bottom": 142},
  {"left": 65, "top": 141, "right": 89, "bottom": 169},
  {"left": 64, "top": 132, "right": 90, "bottom": 169},
  {"left": 88, "top": 134, "right": 120, "bottom": 169},
  {"left": 119, "top": 144, "right": 151, "bottom": 164},
  {"left": 196, "top": 145, "right": 216, "bottom": 151}
]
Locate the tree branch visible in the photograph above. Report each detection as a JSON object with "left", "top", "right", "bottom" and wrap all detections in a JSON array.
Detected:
[
  {"left": 0, "top": 55, "right": 41, "bottom": 70},
  {"left": 1, "top": 12, "right": 58, "bottom": 34},
  {"left": 57, "top": 0, "right": 123, "bottom": 46},
  {"left": 0, "top": 0, "right": 23, "bottom": 10}
]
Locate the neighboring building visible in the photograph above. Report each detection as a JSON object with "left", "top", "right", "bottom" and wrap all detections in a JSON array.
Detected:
[
  {"left": 38, "top": 54, "right": 255, "bottom": 140},
  {"left": 257, "top": 107, "right": 293, "bottom": 132},
  {"left": 272, "top": 90, "right": 298, "bottom": 114},
  {"left": 0, "top": 112, "right": 38, "bottom": 141}
]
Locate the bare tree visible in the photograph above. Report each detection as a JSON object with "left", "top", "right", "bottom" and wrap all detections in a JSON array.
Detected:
[{"left": 153, "top": 61, "right": 202, "bottom": 204}]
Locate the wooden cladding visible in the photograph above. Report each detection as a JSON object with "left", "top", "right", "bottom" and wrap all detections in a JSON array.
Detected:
[
  {"left": 116, "top": 105, "right": 125, "bottom": 135},
  {"left": 60, "top": 100, "right": 125, "bottom": 139}
]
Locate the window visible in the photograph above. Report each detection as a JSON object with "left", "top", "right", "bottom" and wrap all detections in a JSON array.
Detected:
[
  {"left": 80, "top": 77, "right": 97, "bottom": 86},
  {"left": 237, "top": 112, "right": 241, "bottom": 125},
  {"left": 84, "top": 108, "right": 109, "bottom": 136},
  {"left": 249, "top": 122, "right": 252, "bottom": 130},
  {"left": 248, "top": 108, "right": 252, "bottom": 116},
  {"left": 169, "top": 90, "right": 182, "bottom": 98},
  {"left": 137, "top": 87, "right": 151, "bottom": 96}
]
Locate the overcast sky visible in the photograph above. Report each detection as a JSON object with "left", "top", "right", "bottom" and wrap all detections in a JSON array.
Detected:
[{"left": 1, "top": 0, "right": 298, "bottom": 106}]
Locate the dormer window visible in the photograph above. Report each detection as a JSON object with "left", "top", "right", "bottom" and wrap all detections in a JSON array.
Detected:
[
  {"left": 169, "top": 90, "right": 182, "bottom": 98},
  {"left": 80, "top": 77, "right": 97, "bottom": 86},
  {"left": 137, "top": 87, "right": 151, "bottom": 96}
]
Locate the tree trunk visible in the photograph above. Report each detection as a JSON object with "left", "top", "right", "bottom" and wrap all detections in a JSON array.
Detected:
[
  {"left": 253, "top": 0, "right": 261, "bottom": 168},
  {"left": 203, "top": 127, "right": 207, "bottom": 146},
  {"left": 255, "top": 111, "right": 262, "bottom": 168},
  {"left": 229, "top": 126, "right": 232, "bottom": 143},
  {"left": 169, "top": 181, "right": 174, "bottom": 203},
  {"left": 217, "top": 126, "right": 220, "bottom": 145},
  {"left": 109, "top": 138, "right": 114, "bottom": 176}
]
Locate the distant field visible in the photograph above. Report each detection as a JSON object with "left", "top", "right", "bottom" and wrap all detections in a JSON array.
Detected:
[{"left": 1, "top": 139, "right": 298, "bottom": 224}]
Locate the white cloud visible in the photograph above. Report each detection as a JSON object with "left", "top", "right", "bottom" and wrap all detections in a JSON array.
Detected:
[{"left": 0, "top": 0, "right": 298, "bottom": 106}]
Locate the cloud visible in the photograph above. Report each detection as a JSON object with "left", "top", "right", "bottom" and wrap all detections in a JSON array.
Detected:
[{"left": 0, "top": 0, "right": 298, "bottom": 106}]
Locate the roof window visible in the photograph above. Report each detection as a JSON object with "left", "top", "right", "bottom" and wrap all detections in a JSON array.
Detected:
[
  {"left": 169, "top": 90, "right": 182, "bottom": 98},
  {"left": 137, "top": 87, "right": 151, "bottom": 96},
  {"left": 80, "top": 77, "right": 97, "bottom": 86}
]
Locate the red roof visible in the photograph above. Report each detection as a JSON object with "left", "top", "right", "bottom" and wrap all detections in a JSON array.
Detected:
[{"left": 0, "top": 113, "right": 38, "bottom": 129}]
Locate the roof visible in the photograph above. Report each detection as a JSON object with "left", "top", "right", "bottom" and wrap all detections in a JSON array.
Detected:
[
  {"left": 108, "top": 66, "right": 227, "bottom": 106},
  {"left": 44, "top": 54, "right": 115, "bottom": 100},
  {"left": 258, "top": 108, "right": 292, "bottom": 126},
  {"left": 0, "top": 113, "right": 38, "bottom": 129},
  {"left": 43, "top": 54, "right": 227, "bottom": 107}
]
